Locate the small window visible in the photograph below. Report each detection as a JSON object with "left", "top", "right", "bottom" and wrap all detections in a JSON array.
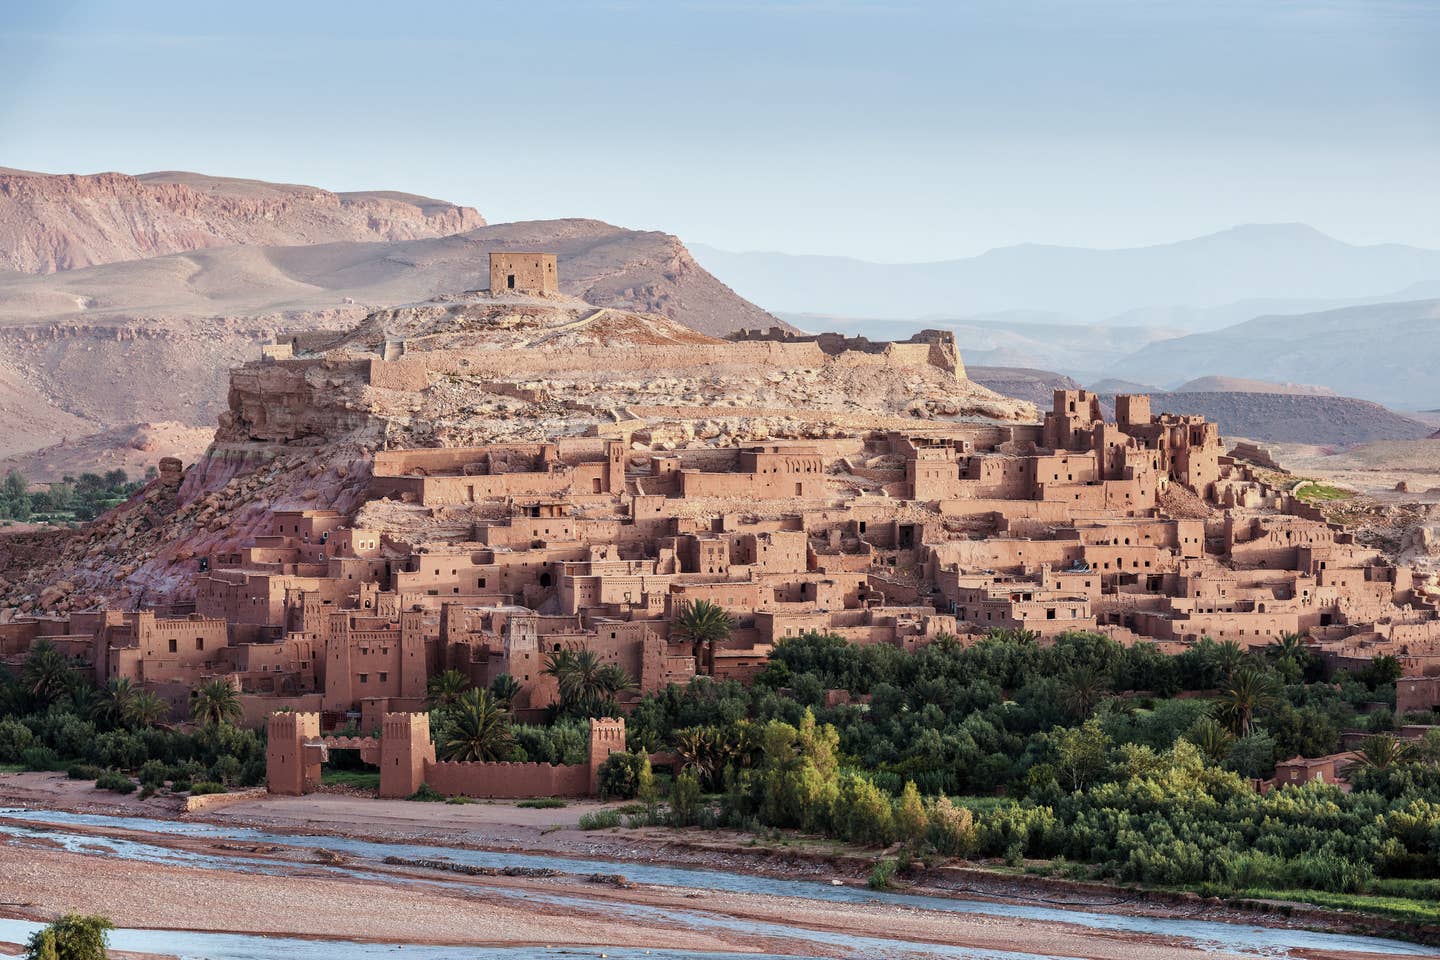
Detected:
[
  {"left": 195, "top": 638, "right": 204, "bottom": 651},
  {"left": 359, "top": 673, "right": 369, "bottom": 683},
  {"left": 168, "top": 639, "right": 177, "bottom": 654},
  {"left": 379, "top": 672, "right": 388, "bottom": 683}
]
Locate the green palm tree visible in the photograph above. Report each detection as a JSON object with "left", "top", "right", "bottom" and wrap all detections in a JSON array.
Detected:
[
  {"left": 124, "top": 690, "right": 170, "bottom": 729},
  {"left": 488, "top": 673, "right": 521, "bottom": 710},
  {"left": 93, "top": 678, "right": 135, "bottom": 728},
  {"left": 673, "top": 599, "right": 734, "bottom": 663},
  {"left": 1186, "top": 717, "right": 1236, "bottom": 764},
  {"left": 1270, "top": 632, "right": 1309, "bottom": 662},
  {"left": 427, "top": 669, "right": 471, "bottom": 708},
  {"left": 543, "top": 648, "right": 636, "bottom": 718},
  {"left": 1217, "top": 666, "right": 1281, "bottom": 737},
  {"left": 1213, "top": 639, "right": 1247, "bottom": 681},
  {"left": 438, "top": 688, "right": 515, "bottom": 762},
  {"left": 1350, "top": 733, "right": 1413, "bottom": 772},
  {"left": 1058, "top": 664, "right": 1111, "bottom": 719},
  {"left": 189, "top": 678, "right": 242, "bottom": 727},
  {"left": 21, "top": 640, "right": 78, "bottom": 706}
]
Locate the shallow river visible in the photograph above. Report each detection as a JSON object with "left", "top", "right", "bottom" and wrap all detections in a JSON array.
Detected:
[{"left": 0, "top": 807, "right": 1433, "bottom": 959}]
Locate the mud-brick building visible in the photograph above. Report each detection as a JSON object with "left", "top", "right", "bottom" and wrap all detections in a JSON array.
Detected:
[{"left": 489, "top": 251, "right": 558, "bottom": 295}]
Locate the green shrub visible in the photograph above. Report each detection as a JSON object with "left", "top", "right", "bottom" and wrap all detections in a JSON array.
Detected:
[
  {"left": 24, "top": 912, "right": 114, "bottom": 960},
  {"left": 445, "top": 795, "right": 474, "bottom": 805},
  {"left": 868, "top": 858, "right": 898, "bottom": 890},
  {"left": 169, "top": 779, "right": 192, "bottom": 793},
  {"left": 670, "top": 770, "right": 703, "bottom": 827},
  {"left": 138, "top": 759, "right": 168, "bottom": 787},
  {"left": 0, "top": 717, "right": 35, "bottom": 762},
  {"left": 94, "top": 770, "right": 136, "bottom": 794},
  {"left": 578, "top": 808, "right": 622, "bottom": 830},
  {"left": 597, "top": 751, "right": 648, "bottom": 800},
  {"left": 406, "top": 783, "right": 444, "bottom": 802},
  {"left": 21, "top": 746, "right": 63, "bottom": 772},
  {"left": 516, "top": 797, "right": 567, "bottom": 809},
  {"left": 188, "top": 781, "right": 226, "bottom": 796},
  {"left": 66, "top": 763, "right": 104, "bottom": 781}
]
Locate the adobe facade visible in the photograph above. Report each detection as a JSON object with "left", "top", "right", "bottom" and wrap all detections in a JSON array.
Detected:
[{"left": 8, "top": 387, "right": 1437, "bottom": 752}]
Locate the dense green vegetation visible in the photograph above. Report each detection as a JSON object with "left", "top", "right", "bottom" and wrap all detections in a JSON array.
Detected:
[
  {"left": 0, "top": 469, "right": 147, "bottom": 525},
  {"left": 6, "top": 624, "right": 1439, "bottom": 917},
  {"left": 0, "top": 640, "right": 266, "bottom": 794},
  {"left": 23, "top": 913, "right": 113, "bottom": 960},
  {"left": 611, "top": 630, "right": 1440, "bottom": 906}
]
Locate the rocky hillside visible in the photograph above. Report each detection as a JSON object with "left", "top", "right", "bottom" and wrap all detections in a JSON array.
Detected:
[
  {"left": 968, "top": 366, "right": 1081, "bottom": 408},
  {"left": 0, "top": 168, "right": 485, "bottom": 274},
  {"left": 0, "top": 219, "right": 781, "bottom": 458},
  {"left": 1172, "top": 376, "right": 1337, "bottom": 396},
  {"left": 0, "top": 292, "right": 1024, "bottom": 614},
  {"left": 0, "top": 422, "right": 214, "bottom": 484},
  {"left": 972, "top": 364, "right": 1433, "bottom": 446},
  {"left": 1114, "top": 392, "right": 1432, "bottom": 446}
]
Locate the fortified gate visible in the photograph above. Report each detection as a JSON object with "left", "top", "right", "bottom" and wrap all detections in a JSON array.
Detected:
[{"left": 266, "top": 710, "right": 625, "bottom": 799}]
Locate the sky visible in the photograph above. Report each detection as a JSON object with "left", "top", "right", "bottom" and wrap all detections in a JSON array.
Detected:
[{"left": 2, "top": 0, "right": 1438, "bottom": 262}]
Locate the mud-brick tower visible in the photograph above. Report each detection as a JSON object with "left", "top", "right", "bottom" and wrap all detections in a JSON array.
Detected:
[
  {"left": 379, "top": 712, "right": 436, "bottom": 799},
  {"left": 588, "top": 716, "right": 627, "bottom": 794},
  {"left": 266, "top": 711, "right": 322, "bottom": 795},
  {"left": 489, "top": 252, "right": 558, "bottom": 295}
]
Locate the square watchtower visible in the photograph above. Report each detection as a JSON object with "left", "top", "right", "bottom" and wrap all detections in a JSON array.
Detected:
[{"left": 490, "top": 252, "right": 558, "bottom": 295}]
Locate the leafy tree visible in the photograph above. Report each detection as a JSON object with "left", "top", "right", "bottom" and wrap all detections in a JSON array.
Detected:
[
  {"left": 1051, "top": 717, "right": 1110, "bottom": 792},
  {"left": 437, "top": 688, "right": 514, "bottom": 762},
  {"left": 3, "top": 469, "right": 26, "bottom": 502},
  {"left": 1357, "top": 655, "right": 1402, "bottom": 690},
  {"left": 24, "top": 913, "right": 113, "bottom": 960},
  {"left": 0, "top": 716, "right": 35, "bottom": 762},
  {"left": 598, "top": 750, "right": 649, "bottom": 800},
  {"left": 1223, "top": 731, "right": 1277, "bottom": 779},
  {"left": 926, "top": 795, "right": 977, "bottom": 857},
  {"left": 895, "top": 779, "right": 928, "bottom": 844},
  {"left": 427, "top": 669, "right": 471, "bottom": 708},
  {"left": 189, "top": 679, "right": 242, "bottom": 727},
  {"left": 671, "top": 769, "right": 703, "bottom": 826}
]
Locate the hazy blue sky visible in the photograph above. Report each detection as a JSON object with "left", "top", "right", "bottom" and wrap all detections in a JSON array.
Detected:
[{"left": 3, "top": 0, "right": 1437, "bottom": 261}]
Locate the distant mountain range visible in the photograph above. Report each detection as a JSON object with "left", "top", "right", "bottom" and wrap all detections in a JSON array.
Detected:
[
  {"left": 692, "top": 224, "right": 1440, "bottom": 330},
  {"left": 1107, "top": 299, "right": 1440, "bottom": 410},
  {"left": 694, "top": 226, "right": 1439, "bottom": 410}
]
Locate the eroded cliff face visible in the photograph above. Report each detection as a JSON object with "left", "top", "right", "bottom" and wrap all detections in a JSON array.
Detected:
[{"left": 0, "top": 169, "right": 485, "bottom": 274}]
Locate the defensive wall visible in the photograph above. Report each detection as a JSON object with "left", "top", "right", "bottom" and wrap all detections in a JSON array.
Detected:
[
  {"left": 267, "top": 711, "right": 626, "bottom": 799},
  {"left": 358, "top": 336, "right": 966, "bottom": 390}
]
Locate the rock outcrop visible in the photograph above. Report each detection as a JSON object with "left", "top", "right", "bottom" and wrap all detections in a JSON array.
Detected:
[{"left": 0, "top": 219, "right": 784, "bottom": 459}]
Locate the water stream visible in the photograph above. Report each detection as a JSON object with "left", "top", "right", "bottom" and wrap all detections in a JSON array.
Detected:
[{"left": 0, "top": 807, "right": 1433, "bottom": 959}]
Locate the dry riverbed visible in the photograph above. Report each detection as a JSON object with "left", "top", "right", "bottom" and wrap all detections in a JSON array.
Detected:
[{"left": 1, "top": 772, "right": 1434, "bottom": 960}]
